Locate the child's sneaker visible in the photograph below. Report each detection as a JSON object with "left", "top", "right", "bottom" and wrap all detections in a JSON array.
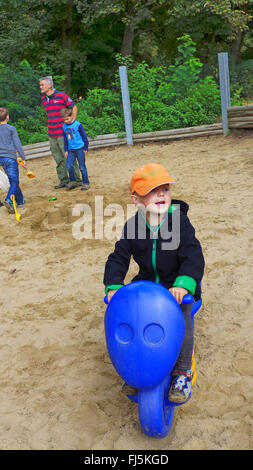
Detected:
[
  {"left": 66, "top": 181, "right": 77, "bottom": 190},
  {"left": 81, "top": 184, "right": 90, "bottom": 191},
  {"left": 168, "top": 371, "right": 192, "bottom": 403},
  {"left": 4, "top": 200, "right": 14, "bottom": 214}
]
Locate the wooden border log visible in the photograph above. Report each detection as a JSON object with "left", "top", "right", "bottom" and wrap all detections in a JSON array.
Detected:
[
  {"left": 227, "top": 104, "right": 253, "bottom": 128},
  {"left": 228, "top": 111, "right": 253, "bottom": 118},
  {"left": 229, "top": 116, "right": 253, "bottom": 122},
  {"left": 24, "top": 147, "right": 50, "bottom": 156},
  {"left": 228, "top": 104, "right": 253, "bottom": 112},
  {"left": 133, "top": 129, "right": 223, "bottom": 143},
  {"left": 228, "top": 122, "right": 253, "bottom": 128},
  {"left": 89, "top": 137, "right": 126, "bottom": 146},
  {"left": 23, "top": 141, "right": 51, "bottom": 150},
  {"left": 133, "top": 123, "right": 222, "bottom": 139},
  {"left": 89, "top": 140, "right": 126, "bottom": 148},
  {"left": 23, "top": 123, "right": 224, "bottom": 160},
  {"left": 26, "top": 151, "right": 52, "bottom": 160}
]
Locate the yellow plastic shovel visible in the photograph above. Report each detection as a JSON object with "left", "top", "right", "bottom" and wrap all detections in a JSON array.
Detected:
[
  {"left": 10, "top": 194, "right": 21, "bottom": 221},
  {"left": 17, "top": 158, "right": 35, "bottom": 179},
  {"left": 191, "top": 349, "right": 197, "bottom": 386}
]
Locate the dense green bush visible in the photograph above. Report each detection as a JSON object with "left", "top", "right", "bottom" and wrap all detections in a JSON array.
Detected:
[
  {"left": 76, "top": 35, "right": 221, "bottom": 137},
  {"left": 76, "top": 88, "right": 124, "bottom": 137},
  {"left": 115, "top": 35, "right": 221, "bottom": 133},
  {"left": 15, "top": 107, "right": 48, "bottom": 144},
  {"left": 1, "top": 34, "right": 242, "bottom": 145}
]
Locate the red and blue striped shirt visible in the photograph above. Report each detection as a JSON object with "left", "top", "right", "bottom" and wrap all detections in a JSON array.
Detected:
[{"left": 41, "top": 89, "right": 75, "bottom": 138}]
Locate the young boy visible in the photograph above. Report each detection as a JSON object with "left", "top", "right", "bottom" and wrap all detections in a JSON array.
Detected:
[
  {"left": 60, "top": 108, "right": 90, "bottom": 191},
  {"left": 103, "top": 163, "right": 205, "bottom": 403},
  {"left": 0, "top": 107, "right": 26, "bottom": 213}
]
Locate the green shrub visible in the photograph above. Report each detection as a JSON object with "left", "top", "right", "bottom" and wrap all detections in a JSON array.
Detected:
[
  {"left": 76, "top": 90, "right": 124, "bottom": 137},
  {"left": 1, "top": 35, "right": 225, "bottom": 145}
]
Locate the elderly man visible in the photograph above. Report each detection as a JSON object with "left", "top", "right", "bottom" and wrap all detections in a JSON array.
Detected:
[{"left": 40, "top": 76, "right": 82, "bottom": 189}]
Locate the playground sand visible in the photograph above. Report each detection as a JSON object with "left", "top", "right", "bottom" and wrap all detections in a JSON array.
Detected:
[{"left": 0, "top": 132, "right": 252, "bottom": 450}]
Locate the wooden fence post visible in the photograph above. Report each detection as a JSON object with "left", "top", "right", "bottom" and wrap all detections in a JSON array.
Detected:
[
  {"left": 218, "top": 52, "right": 231, "bottom": 135},
  {"left": 119, "top": 66, "right": 133, "bottom": 145}
]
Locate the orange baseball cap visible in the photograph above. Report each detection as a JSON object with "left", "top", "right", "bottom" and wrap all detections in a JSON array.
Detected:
[{"left": 131, "top": 163, "right": 175, "bottom": 196}]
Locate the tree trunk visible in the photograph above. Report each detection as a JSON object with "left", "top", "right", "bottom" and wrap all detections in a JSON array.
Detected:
[
  {"left": 62, "top": 0, "right": 74, "bottom": 93},
  {"left": 231, "top": 29, "right": 244, "bottom": 64},
  {"left": 120, "top": 23, "right": 135, "bottom": 56}
]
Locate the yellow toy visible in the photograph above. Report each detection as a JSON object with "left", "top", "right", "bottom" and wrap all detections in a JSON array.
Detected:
[
  {"left": 10, "top": 194, "right": 21, "bottom": 221},
  {"left": 17, "top": 158, "right": 35, "bottom": 179},
  {"left": 191, "top": 349, "right": 197, "bottom": 386}
]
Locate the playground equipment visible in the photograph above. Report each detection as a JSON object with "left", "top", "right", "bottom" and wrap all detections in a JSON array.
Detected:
[
  {"left": 17, "top": 158, "right": 35, "bottom": 179},
  {"left": 104, "top": 281, "right": 202, "bottom": 438}
]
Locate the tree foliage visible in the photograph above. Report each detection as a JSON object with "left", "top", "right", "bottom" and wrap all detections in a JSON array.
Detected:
[
  {"left": 0, "top": 0, "right": 253, "bottom": 94},
  {"left": 12, "top": 35, "right": 222, "bottom": 143},
  {"left": 0, "top": 1, "right": 252, "bottom": 144}
]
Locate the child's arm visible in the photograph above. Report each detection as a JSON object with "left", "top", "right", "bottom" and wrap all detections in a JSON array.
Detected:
[
  {"left": 63, "top": 132, "right": 68, "bottom": 158},
  {"left": 71, "top": 104, "right": 78, "bottom": 120},
  {"left": 173, "top": 212, "right": 205, "bottom": 296},
  {"left": 12, "top": 127, "right": 26, "bottom": 161},
  {"left": 78, "top": 124, "right": 89, "bottom": 152},
  {"left": 104, "top": 225, "right": 132, "bottom": 301}
]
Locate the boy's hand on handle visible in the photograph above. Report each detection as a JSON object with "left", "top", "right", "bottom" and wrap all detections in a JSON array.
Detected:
[
  {"left": 107, "top": 290, "right": 117, "bottom": 303},
  {"left": 169, "top": 287, "right": 188, "bottom": 304},
  {"left": 17, "top": 157, "right": 27, "bottom": 168},
  {"left": 65, "top": 152, "right": 68, "bottom": 159}
]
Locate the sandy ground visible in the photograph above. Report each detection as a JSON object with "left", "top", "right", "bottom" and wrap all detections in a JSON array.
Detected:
[{"left": 0, "top": 132, "right": 253, "bottom": 450}]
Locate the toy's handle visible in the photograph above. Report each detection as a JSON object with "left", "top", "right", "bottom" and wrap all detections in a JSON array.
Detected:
[
  {"left": 181, "top": 294, "right": 194, "bottom": 304},
  {"left": 10, "top": 194, "right": 21, "bottom": 221},
  {"left": 104, "top": 292, "right": 193, "bottom": 306},
  {"left": 17, "top": 157, "right": 25, "bottom": 165}
]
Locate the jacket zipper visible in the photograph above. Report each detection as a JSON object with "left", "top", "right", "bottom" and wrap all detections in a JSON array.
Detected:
[
  {"left": 140, "top": 208, "right": 169, "bottom": 284},
  {"left": 152, "top": 238, "right": 160, "bottom": 283}
]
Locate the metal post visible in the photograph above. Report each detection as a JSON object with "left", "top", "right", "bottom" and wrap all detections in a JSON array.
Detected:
[
  {"left": 119, "top": 66, "right": 133, "bottom": 145},
  {"left": 218, "top": 52, "right": 231, "bottom": 135}
]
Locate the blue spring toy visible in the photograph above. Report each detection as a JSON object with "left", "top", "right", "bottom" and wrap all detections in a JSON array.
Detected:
[{"left": 104, "top": 280, "right": 202, "bottom": 438}]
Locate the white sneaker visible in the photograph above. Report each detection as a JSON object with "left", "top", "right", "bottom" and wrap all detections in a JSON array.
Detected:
[{"left": 168, "top": 371, "right": 192, "bottom": 403}]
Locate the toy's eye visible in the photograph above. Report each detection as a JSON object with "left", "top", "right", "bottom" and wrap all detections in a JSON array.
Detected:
[
  {"left": 143, "top": 324, "right": 165, "bottom": 345},
  {"left": 116, "top": 323, "right": 134, "bottom": 344}
]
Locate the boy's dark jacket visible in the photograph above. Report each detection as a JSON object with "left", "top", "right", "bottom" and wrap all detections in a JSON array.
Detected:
[{"left": 103, "top": 199, "right": 205, "bottom": 300}]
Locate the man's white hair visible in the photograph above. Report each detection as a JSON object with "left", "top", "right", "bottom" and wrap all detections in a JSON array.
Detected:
[{"left": 40, "top": 76, "right": 54, "bottom": 87}]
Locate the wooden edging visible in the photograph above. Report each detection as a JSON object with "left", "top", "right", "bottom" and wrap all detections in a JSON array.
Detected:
[
  {"left": 23, "top": 123, "right": 223, "bottom": 160},
  {"left": 228, "top": 104, "right": 253, "bottom": 128}
]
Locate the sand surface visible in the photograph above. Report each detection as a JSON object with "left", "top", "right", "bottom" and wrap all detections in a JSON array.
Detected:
[{"left": 0, "top": 132, "right": 253, "bottom": 450}]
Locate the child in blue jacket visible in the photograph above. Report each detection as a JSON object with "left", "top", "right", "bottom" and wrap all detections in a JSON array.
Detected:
[{"left": 61, "top": 108, "right": 90, "bottom": 191}]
